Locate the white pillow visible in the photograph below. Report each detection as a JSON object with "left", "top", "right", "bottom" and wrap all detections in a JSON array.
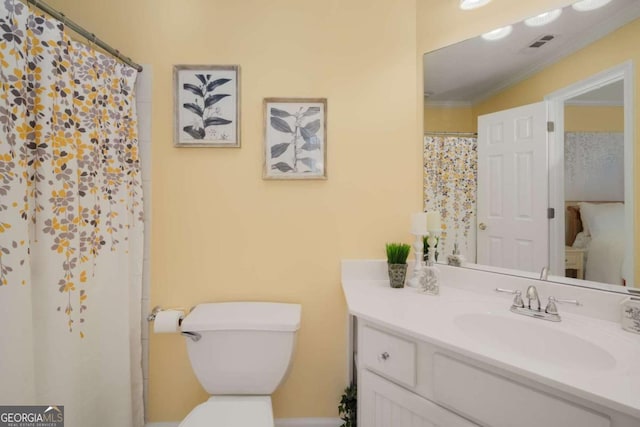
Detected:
[
  {"left": 572, "top": 231, "right": 591, "bottom": 249},
  {"left": 578, "top": 202, "right": 624, "bottom": 238}
]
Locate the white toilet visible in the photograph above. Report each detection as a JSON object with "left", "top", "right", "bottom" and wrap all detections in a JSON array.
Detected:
[{"left": 178, "top": 301, "right": 301, "bottom": 427}]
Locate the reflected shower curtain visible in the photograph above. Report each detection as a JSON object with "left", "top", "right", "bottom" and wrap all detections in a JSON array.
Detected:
[
  {"left": 0, "top": 2, "right": 143, "bottom": 426},
  {"left": 424, "top": 136, "right": 477, "bottom": 263}
]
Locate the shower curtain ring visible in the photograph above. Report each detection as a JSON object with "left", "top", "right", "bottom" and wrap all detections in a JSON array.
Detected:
[{"left": 89, "top": 33, "right": 97, "bottom": 49}]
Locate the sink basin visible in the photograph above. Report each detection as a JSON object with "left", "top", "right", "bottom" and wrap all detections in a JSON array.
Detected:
[{"left": 455, "top": 313, "right": 617, "bottom": 371}]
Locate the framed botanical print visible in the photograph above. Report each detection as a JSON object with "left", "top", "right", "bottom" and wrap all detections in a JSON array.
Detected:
[
  {"left": 263, "top": 98, "right": 327, "bottom": 180},
  {"left": 174, "top": 65, "right": 240, "bottom": 147}
]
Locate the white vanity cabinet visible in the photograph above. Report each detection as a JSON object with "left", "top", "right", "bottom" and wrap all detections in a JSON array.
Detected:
[
  {"left": 359, "top": 325, "right": 477, "bottom": 427},
  {"left": 356, "top": 320, "right": 638, "bottom": 427},
  {"left": 343, "top": 261, "right": 640, "bottom": 427}
]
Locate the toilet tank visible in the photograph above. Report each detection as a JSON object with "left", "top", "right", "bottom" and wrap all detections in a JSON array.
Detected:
[{"left": 181, "top": 302, "right": 301, "bottom": 395}]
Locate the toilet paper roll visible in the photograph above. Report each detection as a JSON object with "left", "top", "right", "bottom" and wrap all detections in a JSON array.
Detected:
[{"left": 153, "top": 310, "right": 184, "bottom": 334}]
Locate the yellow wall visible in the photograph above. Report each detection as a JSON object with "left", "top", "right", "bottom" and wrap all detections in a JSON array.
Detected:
[
  {"left": 46, "top": 0, "right": 421, "bottom": 421},
  {"left": 424, "top": 104, "right": 476, "bottom": 133},
  {"left": 39, "top": 0, "right": 625, "bottom": 422},
  {"left": 565, "top": 106, "right": 624, "bottom": 132}
]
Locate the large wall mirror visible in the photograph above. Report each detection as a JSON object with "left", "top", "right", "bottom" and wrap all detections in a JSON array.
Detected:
[{"left": 423, "top": 0, "right": 639, "bottom": 292}]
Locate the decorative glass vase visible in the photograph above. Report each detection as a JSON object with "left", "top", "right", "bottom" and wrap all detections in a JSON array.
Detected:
[
  {"left": 387, "top": 263, "right": 408, "bottom": 288},
  {"left": 419, "top": 259, "right": 440, "bottom": 295}
]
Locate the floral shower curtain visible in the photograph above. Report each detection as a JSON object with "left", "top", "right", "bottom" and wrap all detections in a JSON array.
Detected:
[
  {"left": 0, "top": 1, "right": 143, "bottom": 426},
  {"left": 424, "top": 135, "right": 477, "bottom": 263}
]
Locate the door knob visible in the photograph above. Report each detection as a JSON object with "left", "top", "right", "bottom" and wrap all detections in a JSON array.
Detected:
[{"left": 479, "top": 223, "right": 487, "bottom": 231}]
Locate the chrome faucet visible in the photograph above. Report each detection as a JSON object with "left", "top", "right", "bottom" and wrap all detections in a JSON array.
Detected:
[
  {"left": 540, "top": 266, "right": 549, "bottom": 281},
  {"left": 526, "top": 285, "right": 541, "bottom": 311},
  {"left": 496, "top": 287, "right": 581, "bottom": 322}
]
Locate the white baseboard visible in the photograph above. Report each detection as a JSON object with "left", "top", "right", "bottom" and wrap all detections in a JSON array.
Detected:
[
  {"left": 276, "top": 419, "right": 342, "bottom": 427},
  {"left": 145, "top": 418, "right": 341, "bottom": 427}
]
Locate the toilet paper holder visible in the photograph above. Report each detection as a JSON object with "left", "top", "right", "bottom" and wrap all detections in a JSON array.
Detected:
[
  {"left": 147, "top": 305, "right": 196, "bottom": 322},
  {"left": 147, "top": 306, "right": 168, "bottom": 322},
  {"left": 147, "top": 306, "right": 201, "bottom": 342}
]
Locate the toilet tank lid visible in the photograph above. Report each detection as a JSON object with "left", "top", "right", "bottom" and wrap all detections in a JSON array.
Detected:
[{"left": 181, "top": 302, "right": 301, "bottom": 332}]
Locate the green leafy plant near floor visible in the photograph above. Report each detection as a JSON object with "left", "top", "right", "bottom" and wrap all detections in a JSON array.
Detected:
[
  {"left": 338, "top": 383, "right": 357, "bottom": 427},
  {"left": 386, "top": 243, "right": 411, "bottom": 264}
]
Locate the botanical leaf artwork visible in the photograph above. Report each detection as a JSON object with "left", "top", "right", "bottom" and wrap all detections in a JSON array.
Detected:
[
  {"left": 266, "top": 103, "right": 324, "bottom": 176},
  {"left": 179, "top": 70, "right": 236, "bottom": 142}
]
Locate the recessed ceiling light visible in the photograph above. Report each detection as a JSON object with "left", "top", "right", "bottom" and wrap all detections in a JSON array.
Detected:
[
  {"left": 459, "top": 0, "right": 492, "bottom": 10},
  {"left": 481, "top": 25, "right": 513, "bottom": 41},
  {"left": 572, "top": 0, "right": 612, "bottom": 12},
  {"left": 525, "top": 9, "right": 563, "bottom": 27}
]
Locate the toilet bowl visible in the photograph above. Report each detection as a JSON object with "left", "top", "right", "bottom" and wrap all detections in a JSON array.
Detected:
[
  {"left": 178, "top": 302, "right": 301, "bottom": 427},
  {"left": 179, "top": 396, "right": 274, "bottom": 427}
]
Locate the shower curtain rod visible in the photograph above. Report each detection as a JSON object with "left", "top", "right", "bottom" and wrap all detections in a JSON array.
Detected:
[
  {"left": 22, "top": 0, "right": 143, "bottom": 72},
  {"left": 424, "top": 131, "right": 477, "bottom": 136}
]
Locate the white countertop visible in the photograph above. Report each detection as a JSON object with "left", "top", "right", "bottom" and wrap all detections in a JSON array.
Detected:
[{"left": 343, "top": 277, "right": 640, "bottom": 419}]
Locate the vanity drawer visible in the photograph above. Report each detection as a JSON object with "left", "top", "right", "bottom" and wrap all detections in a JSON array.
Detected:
[
  {"left": 361, "top": 326, "right": 416, "bottom": 387},
  {"left": 566, "top": 251, "right": 579, "bottom": 265}
]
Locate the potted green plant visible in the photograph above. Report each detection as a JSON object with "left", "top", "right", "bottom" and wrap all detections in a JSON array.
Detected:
[{"left": 386, "top": 243, "right": 411, "bottom": 288}]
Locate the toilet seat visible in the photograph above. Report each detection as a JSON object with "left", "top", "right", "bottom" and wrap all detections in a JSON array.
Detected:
[{"left": 179, "top": 396, "right": 274, "bottom": 427}]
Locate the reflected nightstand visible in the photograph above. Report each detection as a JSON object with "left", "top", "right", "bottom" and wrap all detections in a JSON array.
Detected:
[{"left": 565, "top": 246, "right": 586, "bottom": 280}]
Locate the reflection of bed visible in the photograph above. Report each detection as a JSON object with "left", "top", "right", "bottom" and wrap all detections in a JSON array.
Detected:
[{"left": 565, "top": 201, "right": 625, "bottom": 286}]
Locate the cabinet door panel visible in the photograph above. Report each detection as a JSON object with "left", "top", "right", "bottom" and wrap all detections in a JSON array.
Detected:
[
  {"left": 432, "top": 354, "right": 610, "bottom": 427},
  {"left": 360, "top": 370, "right": 477, "bottom": 427}
]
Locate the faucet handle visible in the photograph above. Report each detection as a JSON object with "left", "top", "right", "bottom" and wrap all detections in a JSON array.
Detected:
[
  {"left": 495, "top": 288, "right": 524, "bottom": 308},
  {"left": 496, "top": 288, "right": 520, "bottom": 294},
  {"left": 545, "top": 296, "right": 582, "bottom": 315}
]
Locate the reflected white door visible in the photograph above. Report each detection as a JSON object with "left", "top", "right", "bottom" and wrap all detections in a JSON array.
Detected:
[{"left": 477, "top": 102, "right": 548, "bottom": 273}]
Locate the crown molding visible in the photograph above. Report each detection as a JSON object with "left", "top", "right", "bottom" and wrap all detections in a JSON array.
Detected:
[
  {"left": 564, "top": 99, "right": 623, "bottom": 106},
  {"left": 424, "top": 99, "right": 473, "bottom": 108}
]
